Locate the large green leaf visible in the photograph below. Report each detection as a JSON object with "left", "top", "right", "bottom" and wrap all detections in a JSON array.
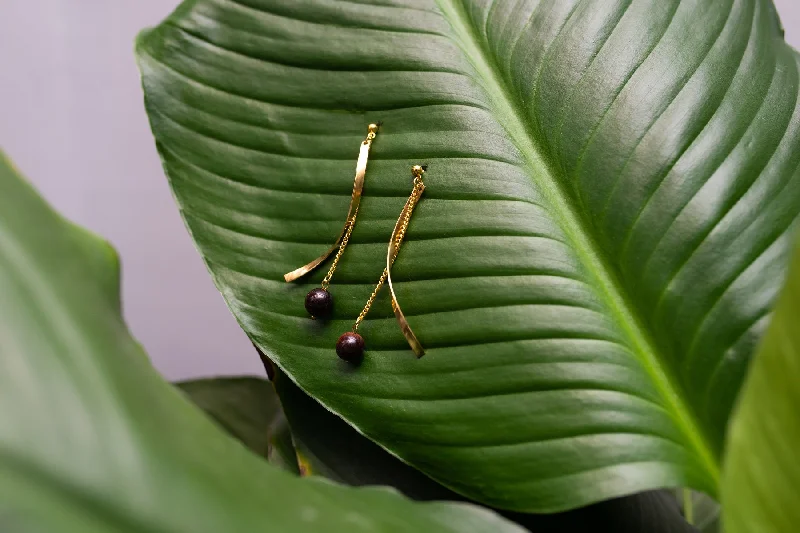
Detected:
[
  {"left": 0, "top": 150, "right": 525, "bottom": 533},
  {"left": 136, "top": 0, "right": 800, "bottom": 512},
  {"left": 721, "top": 238, "right": 800, "bottom": 533}
]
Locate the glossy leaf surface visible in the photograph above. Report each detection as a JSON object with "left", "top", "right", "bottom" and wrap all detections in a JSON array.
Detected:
[
  {"left": 721, "top": 238, "right": 800, "bottom": 533},
  {"left": 272, "top": 368, "right": 698, "bottom": 533},
  {"left": 137, "top": 0, "right": 800, "bottom": 511},
  {"left": 0, "top": 151, "right": 524, "bottom": 533}
]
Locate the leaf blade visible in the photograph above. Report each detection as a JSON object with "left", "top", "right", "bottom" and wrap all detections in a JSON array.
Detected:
[
  {"left": 137, "top": 0, "right": 800, "bottom": 511},
  {"left": 721, "top": 237, "right": 800, "bottom": 533}
]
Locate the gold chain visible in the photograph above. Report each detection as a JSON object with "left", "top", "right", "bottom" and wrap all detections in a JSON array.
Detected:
[
  {"left": 321, "top": 206, "right": 358, "bottom": 290},
  {"left": 353, "top": 171, "right": 425, "bottom": 331},
  {"left": 395, "top": 178, "right": 423, "bottom": 247},
  {"left": 353, "top": 268, "right": 388, "bottom": 331}
]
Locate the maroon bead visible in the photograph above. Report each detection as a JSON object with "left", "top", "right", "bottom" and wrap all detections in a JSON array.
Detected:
[
  {"left": 336, "top": 332, "right": 365, "bottom": 363},
  {"left": 305, "top": 288, "right": 333, "bottom": 319}
]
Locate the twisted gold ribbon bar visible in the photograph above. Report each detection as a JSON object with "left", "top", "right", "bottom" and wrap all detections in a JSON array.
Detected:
[
  {"left": 386, "top": 167, "right": 426, "bottom": 357},
  {"left": 284, "top": 124, "right": 378, "bottom": 283}
]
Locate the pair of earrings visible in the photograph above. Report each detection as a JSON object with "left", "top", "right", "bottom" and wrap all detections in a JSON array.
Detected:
[{"left": 284, "top": 124, "right": 426, "bottom": 363}]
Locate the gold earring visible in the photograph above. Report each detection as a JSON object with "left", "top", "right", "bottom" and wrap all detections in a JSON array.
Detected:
[
  {"left": 336, "top": 165, "right": 427, "bottom": 362},
  {"left": 284, "top": 123, "right": 380, "bottom": 319}
]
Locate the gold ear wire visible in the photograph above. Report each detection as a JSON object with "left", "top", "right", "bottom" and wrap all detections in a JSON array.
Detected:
[
  {"left": 284, "top": 123, "right": 379, "bottom": 283},
  {"left": 386, "top": 165, "right": 426, "bottom": 357},
  {"left": 335, "top": 165, "right": 427, "bottom": 362},
  {"left": 283, "top": 123, "right": 380, "bottom": 320}
]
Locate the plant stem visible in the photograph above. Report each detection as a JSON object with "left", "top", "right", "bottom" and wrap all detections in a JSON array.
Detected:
[{"left": 683, "top": 488, "right": 694, "bottom": 525}]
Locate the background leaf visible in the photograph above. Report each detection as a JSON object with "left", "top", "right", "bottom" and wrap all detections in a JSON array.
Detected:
[
  {"left": 176, "top": 375, "right": 301, "bottom": 472},
  {"left": 265, "top": 412, "right": 302, "bottom": 474},
  {"left": 138, "top": 0, "right": 800, "bottom": 512},
  {"left": 176, "top": 376, "right": 281, "bottom": 458},
  {"left": 0, "top": 149, "right": 525, "bottom": 533},
  {"left": 721, "top": 237, "right": 800, "bottom": 533},
  {"left": 677, "top": 490, "right": 719, "bottom": 533}
]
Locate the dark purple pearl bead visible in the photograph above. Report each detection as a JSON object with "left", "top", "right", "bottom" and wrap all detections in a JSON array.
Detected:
[
  {"left": 336, "top": 332, "right": 365, "bottom": 363},
  {"left": 305, "top": 288, "right": 333, "bottom": 319}
]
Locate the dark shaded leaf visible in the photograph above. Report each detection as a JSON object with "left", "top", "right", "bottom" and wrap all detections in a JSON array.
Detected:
[{"left": 176, "top": 376, "right": 280, "bottom": 457}]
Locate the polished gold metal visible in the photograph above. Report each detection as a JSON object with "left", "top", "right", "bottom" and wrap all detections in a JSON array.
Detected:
[
  {"left": 352, "top": 165, "right": 427, "bottom": 357},
  {"left": 283, "top": 124, "right": 380, "bottom": 283}
]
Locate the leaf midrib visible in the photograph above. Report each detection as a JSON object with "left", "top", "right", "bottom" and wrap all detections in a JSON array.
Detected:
[{"left": 435, "top": 0, "right": 720, "bottom": 489}]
